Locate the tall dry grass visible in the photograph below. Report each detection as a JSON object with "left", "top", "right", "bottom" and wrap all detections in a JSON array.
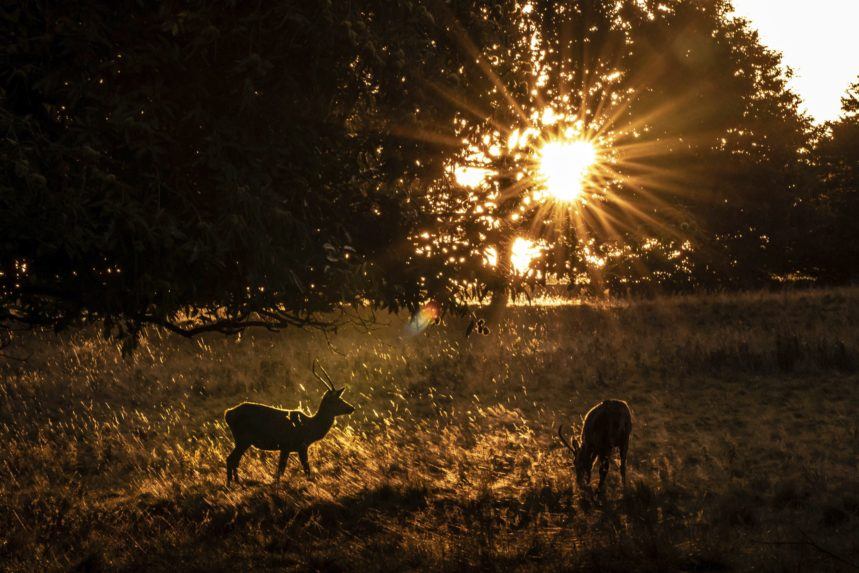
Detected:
[{"left": 1, "top": 287, "right": 858, "bottom": 571}]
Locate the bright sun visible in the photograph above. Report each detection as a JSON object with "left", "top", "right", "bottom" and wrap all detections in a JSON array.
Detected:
[{"left": 538, "top": 139, "right": 597, "bottom": 203}]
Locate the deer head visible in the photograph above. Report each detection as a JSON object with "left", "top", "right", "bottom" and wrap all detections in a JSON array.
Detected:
[
  {"left": 312, "top": 359, "right": 355, "bottom": 416},
  {"left": 558, "top": 423, "right": 592, "bottom": 487}
]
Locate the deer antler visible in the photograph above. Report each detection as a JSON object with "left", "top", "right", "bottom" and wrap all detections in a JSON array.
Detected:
[
  {"left": 318, "top": 361, "right": 337, "bottom": 389},
  {"left": 557, "top": 423, "right": 577, "bottom": 453},
  {"left": 312, "top": 358, "right": 335, "bottom": 391}
]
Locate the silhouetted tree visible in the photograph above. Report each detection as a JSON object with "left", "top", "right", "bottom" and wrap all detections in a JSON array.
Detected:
[
  {"left": 0, "top": 1, "right": 460, "bottom": 342},
  {"left": 0, "top": 0, "right": 824, "bottom": 343},
  {"left": 410, "top": 0, "right": 814, "bottom": 306},
  {"left": 801, "top": 79, "right": 859, "bottom": 281}
]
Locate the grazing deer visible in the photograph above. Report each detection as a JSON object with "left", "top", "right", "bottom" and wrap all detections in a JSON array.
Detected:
[
  {"left": 223, "top": 360, "right": 355, "bottom": 486},
  {"left": 557, "top": 399, "right": 632, "bottom": 493}
]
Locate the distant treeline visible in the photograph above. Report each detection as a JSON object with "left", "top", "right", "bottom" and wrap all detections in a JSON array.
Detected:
[{"left": 1, "top": 0, "right": 857, "bottom": 340}]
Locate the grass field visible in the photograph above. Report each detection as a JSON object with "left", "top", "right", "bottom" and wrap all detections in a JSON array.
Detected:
[{"left": 2, "top": 288, "right": 858, "bottom": 572}]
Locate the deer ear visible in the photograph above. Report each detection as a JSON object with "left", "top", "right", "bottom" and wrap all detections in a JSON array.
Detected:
[{"left": 336, "top": 388, "right": 345, "bottom": 397}]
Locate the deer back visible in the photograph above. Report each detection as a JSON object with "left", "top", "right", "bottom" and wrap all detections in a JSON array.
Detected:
[
  {"left": 580, "top": 399, "right": 632, "bottom": 456},
  {"left": 225, "top": 402, "right": 307, "bottom": 449}
]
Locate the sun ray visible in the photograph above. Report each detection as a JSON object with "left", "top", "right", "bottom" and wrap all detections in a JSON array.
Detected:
[
  {"left": 402, "top": 3, "right": 733, "bottom": 295},
  {"left": 423, "top": 80, "right": 511, "bottom": 134},
  {"left": 438, "top": 7, "right": 531, "bottom": 125},
  {"left": 387, "top": 124, "right": 465, "bottom": 148}
]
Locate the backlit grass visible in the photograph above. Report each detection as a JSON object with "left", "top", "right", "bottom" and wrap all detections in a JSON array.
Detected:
[{"left": 1, "top": 288, "right": 858, "bottom": 571}]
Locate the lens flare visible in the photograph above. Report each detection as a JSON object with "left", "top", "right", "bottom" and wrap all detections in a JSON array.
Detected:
[
  {"left": 538, "top": 139, "right": 597, "bottom": 203},
  {"left": 406, "top": 301, "right": 440, "bottom": 335}
]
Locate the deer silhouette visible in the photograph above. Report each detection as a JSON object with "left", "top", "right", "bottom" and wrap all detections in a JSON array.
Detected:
[
  {"left": 224, "top": 360, "right": 354, "bottom": 486},
  {"left": 558, "top": 399, "right": 632, "bottom": 493}
]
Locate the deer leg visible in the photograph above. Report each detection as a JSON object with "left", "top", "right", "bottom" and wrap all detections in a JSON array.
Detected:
[
  {"left": 233, "top": 443, "right": 250, "bottom": 484},
  {"left": 597, "top": 455, "right": 610, "bottom": 492},
  {"left": 619, "top": 439, "right": 629, "bottom": 488},
  {"left": 274, "top": 450, "right": 290, "bottom": 483},
  {"left": 298, "top": 446, "right": 311, "bottom": 476},
  {"left": 226, "top": 445, "right": 238, "bottom": 486},
  {"left": 226, "top": 442, "right": 249, "bottom": 486},
  {"left": 225, "top": 453, "right": 232, "bottom": 487}
]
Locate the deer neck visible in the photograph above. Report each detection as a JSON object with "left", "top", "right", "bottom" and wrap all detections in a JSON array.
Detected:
[
  {"left": 579, "top": 441, "right": 598, "bottom": 461},
  {"left": 305, "top": 408, "right": 336, "bottom": 443}
]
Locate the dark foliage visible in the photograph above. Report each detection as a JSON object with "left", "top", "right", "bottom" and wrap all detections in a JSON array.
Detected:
[
  {"left": 0, "top": 1, "right": 856, "bottom": 339},
  {"left": 415, "top": 0, "right": 815, "bottom": 299},
  {"left": 0, "top": 1, "right": 452, "bottom": 340},
  {"left": 800, "top": 79, "right": 859, "bottom": 281}
]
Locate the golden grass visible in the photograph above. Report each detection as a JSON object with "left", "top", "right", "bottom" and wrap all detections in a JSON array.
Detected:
[{"left": 1, "top": 287, "right": 858, "bottom": 571}]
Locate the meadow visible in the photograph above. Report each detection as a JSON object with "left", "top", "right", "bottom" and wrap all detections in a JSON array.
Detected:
[{"left": 1, "top": 287, "right": 858, "bottom": 572}]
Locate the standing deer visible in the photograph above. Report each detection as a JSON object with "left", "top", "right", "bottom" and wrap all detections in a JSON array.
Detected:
[
  {"left": 557, "top": 399, "right": 632, "bottom": 493},
  {"left": 223, "top": 360, "right": 355, "bottom": 486}
]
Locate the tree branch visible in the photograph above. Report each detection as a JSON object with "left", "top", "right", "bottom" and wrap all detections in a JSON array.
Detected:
[{"left": 144, "top": 310, "right": 338, "bottom": 338}]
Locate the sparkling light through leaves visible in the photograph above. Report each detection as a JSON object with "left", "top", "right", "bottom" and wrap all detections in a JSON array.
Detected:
[{"left": 510, "top": 237, "right": 541, "bottom": 275}]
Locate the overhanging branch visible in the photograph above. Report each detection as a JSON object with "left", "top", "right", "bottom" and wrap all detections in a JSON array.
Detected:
[{"left": 144, "top": 310, "right": 339, "bottom": 338}]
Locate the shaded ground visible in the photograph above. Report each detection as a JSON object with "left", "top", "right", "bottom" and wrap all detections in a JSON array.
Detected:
[{"left": 2, "top": 288, "right": 858, "bottom": 571}]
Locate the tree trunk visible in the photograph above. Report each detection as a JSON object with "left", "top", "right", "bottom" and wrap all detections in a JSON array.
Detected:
[{"left": 485, "top": 235, "right": 514, "bottom": 325}]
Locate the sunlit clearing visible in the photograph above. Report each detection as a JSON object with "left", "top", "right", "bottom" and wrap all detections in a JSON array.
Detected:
[
  {"left": 510, "top": 237, "right": 541, "bottom": 275},
  {"left": 538, "top": 139, "right": 597, "bottom": 203},
  {"left": 454, "top": 165, "right": 493, "bottom": 188}
]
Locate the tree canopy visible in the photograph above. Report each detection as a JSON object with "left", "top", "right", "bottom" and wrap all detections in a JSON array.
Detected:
[
  {"left": 407, "top": 0, "right": 814, "bottom": 303},
  {"left": 0, "top": 0, "right": 853, "bottom": 340},
  {"left": 801, "top": 79, "right": 859, "bottom": 282},
  {"left": 1, "top": 1, "right": 448, "bottom": 340}
]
